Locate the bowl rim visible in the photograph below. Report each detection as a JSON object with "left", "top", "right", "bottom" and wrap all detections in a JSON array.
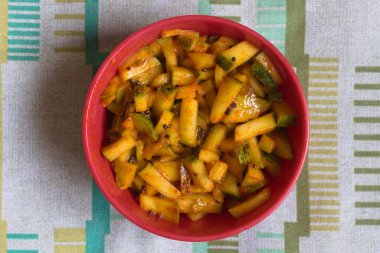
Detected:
[{"left": 83, "top": 14, "right": 309, "bottom": 242}]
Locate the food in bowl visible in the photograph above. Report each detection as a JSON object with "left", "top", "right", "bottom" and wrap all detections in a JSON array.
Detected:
[{"left": 99, "top": 29, "right": 296, "bottom": 224}]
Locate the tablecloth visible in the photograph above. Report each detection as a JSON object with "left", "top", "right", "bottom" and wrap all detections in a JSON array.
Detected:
[{"left": 0, "top": 0, "right": 379, "bottom": 252}]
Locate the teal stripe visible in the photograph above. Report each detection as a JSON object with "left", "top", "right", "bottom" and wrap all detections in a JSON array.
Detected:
[
  {"left": 192, "top": 242, "right": 208, "bottom": 253},
  {"left": 257, "top": 10, "right": 286, "bottom": 24},
  {"left": 109, "top": 212, "right": 124, "bottom": 220},
  {"left": 85, "top": 4, "right": 110, "bottom": 253},
  {"left": 7, "top": 251, "right": 38, "bottom": 253},
  {"left": 85, "top": 0, "right": 108, "bottom": 69},
  {"left": 257, "top": 249, "right": 284, "bottom": 253},
  {"left": 7, "top": 234, "right": 38, "bottom": 240},
  {"left": 8, "top": 14, "right": 40, "bottom": 20},
  {"left": 256, "top": 27, "right": 286, "bottom": 41},
  {"left": 8, "top": 22, "right": 40, "bottom": 28},
  {"left": 84, "top": 0, "right": 116, "bottom": 250},
  {"left": 9, "top": 5, "right": 40, "bottom": 11},
  {"left": 85, "top": 180, "right": 110, "bottom": 253},
  {"left": 9, "top": 0, "right": 40, "bottom": 2},
  {"left": 257, "top": 0, "right": 286, "bottom": 7},
  {"left": 198, "top": 0, "right": 212, "bottom": 15},
  {"left": 8, "top": 48, "right": 39, "bottom": 53},
  {"left": 257, "top": 232, "right": 285, "bottom": 239},
  {"left": 275, "top": 43, "right": 285, "bottom": 54},
  {"left": 8, "top": 30, "right": 40, "bottom": 36},
  {"left": 8, "top": 39, "right": 39, "bottom": 46},
  {"left": 8, "top": 55, "right": 39, "bottom": 61}
]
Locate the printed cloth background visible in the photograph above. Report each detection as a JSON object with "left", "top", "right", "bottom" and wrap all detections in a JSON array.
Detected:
[{"left": 0, "top": 0, "right": 379, "bottom": 252}]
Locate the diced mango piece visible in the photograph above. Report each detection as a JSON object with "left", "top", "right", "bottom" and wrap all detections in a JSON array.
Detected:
[
  {"left": 138, "top": 163, "right": 181, "bottom": 199},
  {"left": 183, "top": 156, "right": 214, "bottom": 192},
  {"left": 101, "top": 137, "right": 136, "bottom": 161},
  {"left": 258, "top": 134, "right": 276, "bottom": 153},
  {"left": 235, "top": 113, "right": 277, "bottom": 141},
  {"left": 199, "top": 149, "right": 219, "bottom": 163},
  {"left": 209, "top": 161, "right": 228, "bottom": 184},
  {"left": 179, "top": 98, "right": 198, "bottom": 147},
  {"left": 114, "top": 161, "right": 138, "bottom": 189},
  {"left": 228, "top": 187, "right": 271, "bottom": 218},
  {"left": 210, "top": 77, "right": 243, "bottom": 123},
  {"left": 140, "top": 194, "right": 180, "bottom": 224}
]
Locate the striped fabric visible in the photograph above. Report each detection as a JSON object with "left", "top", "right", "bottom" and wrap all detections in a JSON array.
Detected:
[
  {"left": 7, "top": 0, "right": 40, "bottom": 61},
  {"left": 0, "top": 0, "right": 379, "bottom": 252}
]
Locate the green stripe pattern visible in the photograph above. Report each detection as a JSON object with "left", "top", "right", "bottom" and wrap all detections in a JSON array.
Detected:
[
  {"left": 7, "top": 251, "right": 38, "bottom": 253},
  {"left": 257, "top": 0, "right": 286, "bottom": 7},
  {"left": 354, "top": 100, "right": 380, "bottom": 106},
  {"left": 355, "top": 185, "right": 380, "bottom": 191},
  {"left": 353, "top": 66, "right": 380, "bottom": 226},
  {"left": 109, "top": 211, "right": 124, "bottom": 220},
  {"left": 209, "top": 0, "right": 241, "bottom": 4},
  {"left": 354, "top": 134, "right": 380, "bottom": 141},
  {"left": 256, "top": 232, "right": 284, "bottom": 253},
  {"left": 284, "top": 0, "right": 310, "bottom": 252},
  {"left": 8, "top": 6, "right": 40, "bottom": 11},
  {"left": 198, "top": 0, "right": 212, "bottom": 15},
  {"left": 9, "top": 0, "right": 40, "bottom": 2},
  {"left": 7, "top": 234, "right": 38, "bottom": 240},
  {"left": 208, "top": 249, "right": 238, "bottom": 253},
  {"left": 354, "top": 83, "right": 380, "bottom": 90},
  {"left": 355, "top": 66, "right": 380, "bottom": 72},
  {"left": 257, "top": 250, "right": 284, "bottom": 253},
  {"left": 356, "top": 219, "right": 380, "bottom": 226},
  {"left": 53, "top": 0, "right": 86, "bottom": 54},
  {"left": 8, "top": 14, "right": 40, "bottom": 20},
  {"left": 307, "top": 56, "right": 340, "bottom": 233},
  {"left": 7, "top": 0, "right": 40, "bottom": 61},
  {"left": 354, "top": 168, "right": 380, "bottom": 174},
  {"left": 7, "top": 233, "right": 39, "bottom": 253},
  {"left": 84, "top": 1, "right": 112, "bottom": 252},
  {"left": 193, "top": 242, "right": 208, "bottom": 253},
  {"left": 8, "top": 40, "right": 39, "bottom": 46},
  {"left": 354, "top": 117, "right": 380, "bottom": 123},
  {"left": 219, "top": 16, "right": 241, "bottom": 22},
  {"left": 206, "top": 0, "right": 243, "bottom": 22},
  {"left": 208, "top": 241, "right": 239, "bottom": 247},
  {"left": 7, "top": 56, "right": 39, "bottom": 61},
  {"left": 8, "top": 31, "right": 39, "bottom": 37},
  {"left": 256, "top": 232, "right": 284, "bottom": 239},
  {"left": 207, "top": 235, "right": 239, "bottom": 253},
  {"left": 8, "top": 22, "right": 39, "bottom": 29},
  {"left": 255, "top": 0, "right": 286, "bottom": 53},
  {"left": 355, "top": 202, "right": 380, "bottom": 208},
  {"left": 354, "top": 151, "right": 380, "bottom": 157}
]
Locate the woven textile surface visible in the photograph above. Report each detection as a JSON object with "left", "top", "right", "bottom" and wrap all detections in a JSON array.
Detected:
[{"left": 0, "top": 0, "right": 379, "bottom": 252}]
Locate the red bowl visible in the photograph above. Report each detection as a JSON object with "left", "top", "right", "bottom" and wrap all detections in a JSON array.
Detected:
[{"left": 83, "top": 15, "right": 309, "bottom": 242}]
